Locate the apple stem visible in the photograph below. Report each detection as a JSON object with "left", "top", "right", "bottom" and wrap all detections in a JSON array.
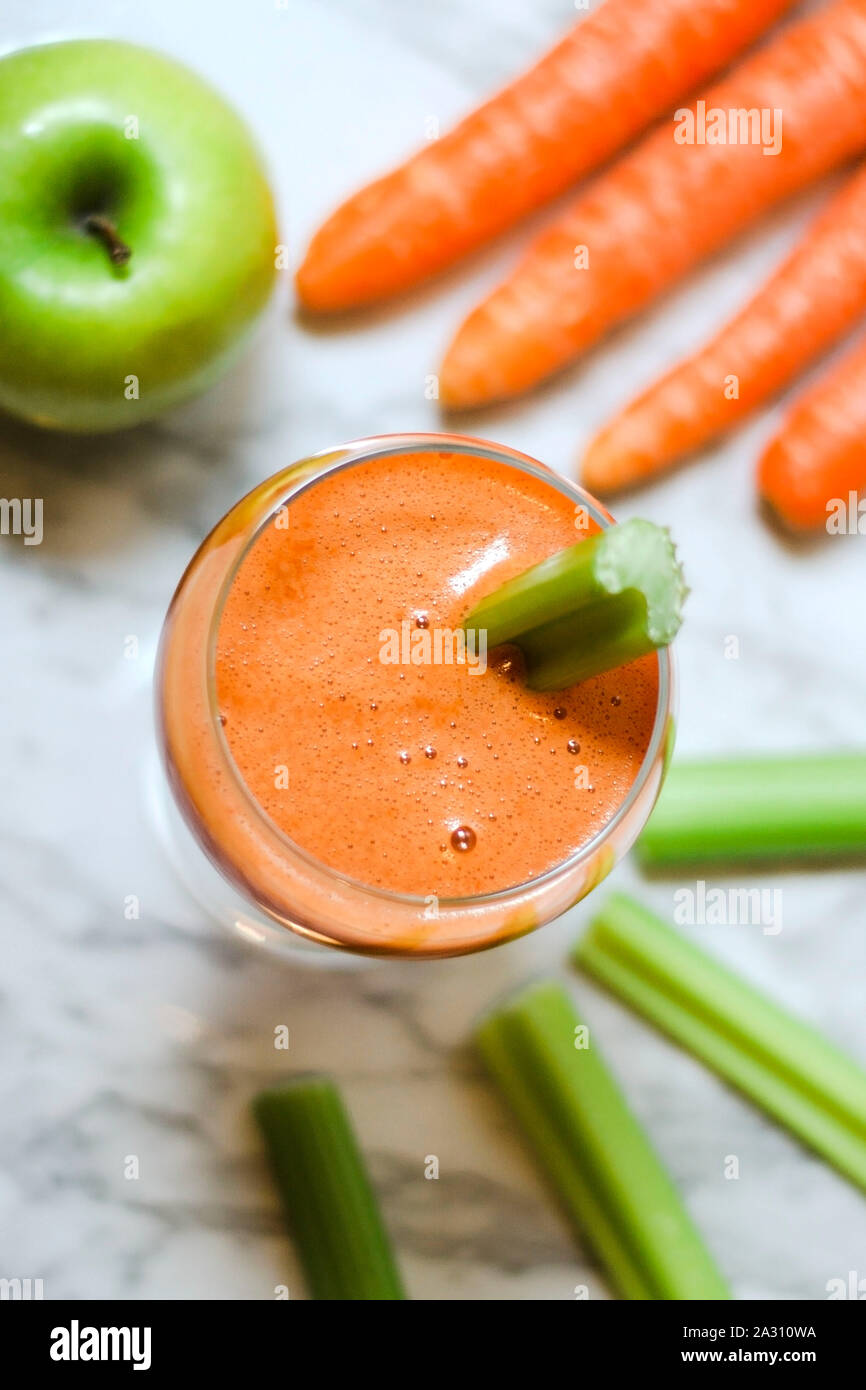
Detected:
[{"left": 83, "top": 214, "right": 132, "bottom": 267}]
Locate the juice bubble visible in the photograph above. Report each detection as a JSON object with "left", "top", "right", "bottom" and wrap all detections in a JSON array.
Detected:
[{"left": 451, "top": 825, "right": 477, "bottom": 853}]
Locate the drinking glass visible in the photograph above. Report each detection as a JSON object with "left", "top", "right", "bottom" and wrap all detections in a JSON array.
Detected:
[{"left": 155, "top": 433, "right": 675, "bottom": 960}]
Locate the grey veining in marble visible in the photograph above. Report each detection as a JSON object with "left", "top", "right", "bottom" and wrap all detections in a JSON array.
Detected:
[{"left": 1, "top": 0, "right": 864, "bottom": 1301}]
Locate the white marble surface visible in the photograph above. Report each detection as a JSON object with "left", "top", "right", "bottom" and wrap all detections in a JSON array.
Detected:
[{"left": 1, "top": 0, "right": 865, "bottom": 1301}]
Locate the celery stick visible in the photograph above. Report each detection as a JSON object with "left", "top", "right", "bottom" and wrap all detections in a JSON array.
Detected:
[
  {"left": 476, "top": 982, "right": 730, "bottom": 1300},
  {"left": 637, "top": 754, "right": 866, "bottom": 870},
  {"left": 462, "top": 518, "right": 686, "bottom": 689},
  {"left": 253, "top": 1078, "right": 406, "bottom": 1300},
  {"left": 574, "top": 894, "right": 866, "bottom": 1192}
]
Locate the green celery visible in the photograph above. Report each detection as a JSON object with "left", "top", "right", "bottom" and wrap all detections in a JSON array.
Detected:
[
  {"left": 637, "top": 754, "right": 866, "bottom": 870},
  {"left": 476, "top": 981, "right": 729, "bottom": 1300},
  {"left": 574, "top": 893, "right": 866, "bottom": 1192},
  {"left": 253, "top": 1077, "right": 406, "bottom": 1300},
  {"left": 462, "top": 518, "right": 686, "bottom": 690}
]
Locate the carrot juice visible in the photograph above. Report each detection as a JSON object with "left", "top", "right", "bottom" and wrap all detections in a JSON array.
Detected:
[{"left": 157, "top": 435, "right": 673, "bottom": 957}]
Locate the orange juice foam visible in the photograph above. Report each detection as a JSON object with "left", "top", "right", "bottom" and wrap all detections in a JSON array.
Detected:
[{"left": 215, "top": 450, "right": 658, "bottom": 897}]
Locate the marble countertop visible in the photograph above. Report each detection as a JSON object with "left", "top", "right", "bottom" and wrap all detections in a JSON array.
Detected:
[{"left": 2, "top": 0, "right": 864, "bottom": 1301}]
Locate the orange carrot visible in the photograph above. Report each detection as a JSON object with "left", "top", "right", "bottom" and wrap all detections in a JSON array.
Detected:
[
  {"left": 758, "top": 335, "right": 866, "bottom": 530},
  {"left": 296, "top": 0, "right": 797, "bottom": 312},
  {"left": 440, "top": 0, "right": 866, "bottom": 409},
  {"left": 582, "top": 161, "right": 866, "bottom": 495}
]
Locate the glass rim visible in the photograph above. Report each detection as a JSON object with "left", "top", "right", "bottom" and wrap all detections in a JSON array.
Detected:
[{"left": 205, "top": 431, "right": 674, "bottom": 913}]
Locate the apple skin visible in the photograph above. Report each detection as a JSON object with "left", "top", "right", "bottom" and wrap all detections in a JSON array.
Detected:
[{"left": 0, "top": 40, "right": 278, "bottom": 432}]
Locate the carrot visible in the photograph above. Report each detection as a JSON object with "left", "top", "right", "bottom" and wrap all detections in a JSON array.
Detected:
[
  {"left": 439, "top": 0, "right": 866, "bottom": 410},
  {"left": 582, "top": 161, "right": 866, "bottom": 495},
  {"left": 296, "top": 0, "right": 797, "bottom": 313},
  {"left": 758, "top": 334, "right": 866, "bottom": 530}
]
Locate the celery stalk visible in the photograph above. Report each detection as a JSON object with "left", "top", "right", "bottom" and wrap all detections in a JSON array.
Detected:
[
  {"left": 574, "top": 894, "right": 866, "bottom": 1192},
  {"left": 476, "top": 981, "right": 730, "bottom": 1299},
  {"left": 253, "top": 1078, "right": 406, "bottom": 1300},
  {"left": 637, "top": 754, "right": 866, "bottom": 870},
  {"left": 462, "top": 518, "right": 686, "bottom": 689}
]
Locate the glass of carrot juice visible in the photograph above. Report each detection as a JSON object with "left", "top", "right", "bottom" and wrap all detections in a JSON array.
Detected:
[{"left": 156, "top": 434, "right": 675, "bottom": 959}]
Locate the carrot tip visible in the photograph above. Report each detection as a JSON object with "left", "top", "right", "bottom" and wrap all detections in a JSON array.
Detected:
[
  {"left": 437, "top": 348, "right": 489, "bottom": 411},
  {"left": 295, "top": 262, "right": 328, "bottom": 313},
  {"left": 581, "top": 434, "right": 636, "bottom": 498},
  {"left": 438, "top": 321, "right": 540, "bottom": 411},
  {"left": 295, "top": 263, "right": 351, "bottom": 314}
]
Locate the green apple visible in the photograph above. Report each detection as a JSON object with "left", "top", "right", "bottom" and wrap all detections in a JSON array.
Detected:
[{"left": 0, "top": 40, "right": 278, "bottom": 432}]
